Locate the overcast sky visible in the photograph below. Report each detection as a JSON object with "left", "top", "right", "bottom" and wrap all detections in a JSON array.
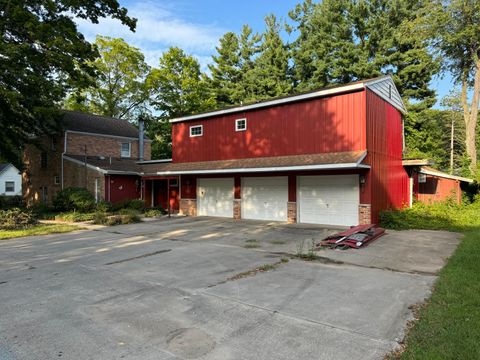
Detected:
[{"left": 75, "top": 0, "right": 455, "bottom": 107}]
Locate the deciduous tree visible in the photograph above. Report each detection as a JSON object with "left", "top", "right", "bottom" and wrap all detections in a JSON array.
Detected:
[{"left": 0, "top": 0, "right": 135, "bottom": 164}]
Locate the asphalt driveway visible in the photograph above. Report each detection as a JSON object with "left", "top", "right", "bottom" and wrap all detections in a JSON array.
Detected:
[{"left": 0, "top": 217, "right": 460, "bottom": 360}]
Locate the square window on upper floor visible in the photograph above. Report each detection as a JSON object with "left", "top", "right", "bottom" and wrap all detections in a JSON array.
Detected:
[
  {"left": 190, "top": 125, "right": 203, "bottom": 137},
  {"left": 235, "top": 118, "right": 247, "bottom": 131}
]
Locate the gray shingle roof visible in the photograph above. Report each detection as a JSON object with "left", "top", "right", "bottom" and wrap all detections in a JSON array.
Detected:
[{"left": 62, "top": 111, "right": 148, "bottom": 139}]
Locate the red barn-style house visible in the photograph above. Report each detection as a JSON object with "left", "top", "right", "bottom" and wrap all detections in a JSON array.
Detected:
[
  {"left": 141, "top": 76, "right": 410, "bottom": 225},
  {"left": 31, "top": 76, "right": 467, "bottom": 226}
]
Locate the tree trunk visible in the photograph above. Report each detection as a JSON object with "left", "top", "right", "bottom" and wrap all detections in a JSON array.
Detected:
[
  {"left": 450, "top": 114, "right": 454, "bottom": 174},
  {"left": 462, "top": 60, "right": 480, "bottom": 175}
]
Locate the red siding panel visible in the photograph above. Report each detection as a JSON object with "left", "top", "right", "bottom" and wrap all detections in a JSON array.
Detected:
[
  {"left": 108, "top": 175, "right": 141, "bottom": 204},
  {"left": 364, "top": 91, "right": 409, "bottom": 222},
  {"left": 172, "top": 91, "right": 366, "bottom": 163},
  {"left": 416, "top": 175, "right": 461, "bottom": 204}
]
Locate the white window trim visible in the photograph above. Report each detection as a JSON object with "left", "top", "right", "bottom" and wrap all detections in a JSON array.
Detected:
[
  {"left": 5, "top": 181, "right": 14, "bottom": 192},
  {"left": 121, "top": 142, "right": 131, "bottom": 158},
  {"left": 190, "top": 125, "right": 203, "bottom": 137},
  {"left": 235, "top": 118, "right": 247, "bottom": 132}
]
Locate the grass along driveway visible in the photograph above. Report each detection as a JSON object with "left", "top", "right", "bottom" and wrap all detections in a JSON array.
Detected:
[
  {"left": 382, "top": 202, "right": 480, "bottom": 359},
  {"left": 0, "top": 224, "right": 82, "bottom": 240}
]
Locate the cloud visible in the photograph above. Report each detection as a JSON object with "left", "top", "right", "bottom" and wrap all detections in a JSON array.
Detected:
[{"left": 74, "top": 1, "right": 223, "bottom": 67}]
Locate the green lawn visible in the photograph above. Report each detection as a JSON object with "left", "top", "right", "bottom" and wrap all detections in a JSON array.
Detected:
[
  {"left": 382, "top": 202, "right": 480, "bottom": 359},
  {"left": 0, "top": 224, "right": 82, "bottom": 240}
]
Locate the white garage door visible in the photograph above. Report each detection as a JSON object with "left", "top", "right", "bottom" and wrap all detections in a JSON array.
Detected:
[
  {"left": 242, "top": 177, "right": 288, "bottom": 221},
  {"left": 197, "top": 178, "right": 234, "bottom": 217},
  {"left": 298, "top": 175, "right": 359, "bottom": 226}
]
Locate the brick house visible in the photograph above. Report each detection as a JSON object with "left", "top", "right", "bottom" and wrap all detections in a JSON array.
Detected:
[{"left": 23, "top": 111, "right": 151, "bottom": 206}]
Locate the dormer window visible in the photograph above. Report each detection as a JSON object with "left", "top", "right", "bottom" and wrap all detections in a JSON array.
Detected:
[
  {"left": 190, "top": 125, "right": 203, "bottom": 137},
  {"left": 121, "top": 142, "right": 131, "bottom": 158},
  {"left": 235, "top": 118, "right": 247, "bottom": 131}
]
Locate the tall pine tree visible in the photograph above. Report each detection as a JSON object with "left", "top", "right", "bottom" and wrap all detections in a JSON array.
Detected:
[{"left": 243, "top": 15, "right": 292, "bottom": 102}]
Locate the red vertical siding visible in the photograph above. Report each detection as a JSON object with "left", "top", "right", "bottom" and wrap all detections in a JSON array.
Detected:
[
  {"left": 108, "top": 175, "right": 141, "bottom": 204},
  {"left": 172, "top": 91, "right": 366, "bottom": 163},
  {"left": 180, "top": 175, "right": 197, "bottom": 199},
  {"left": 364, "top": 91, "right": 409, "bottom": 222},
  {"left": 416, "top": 175, "right": 461, "bottom": 204}
]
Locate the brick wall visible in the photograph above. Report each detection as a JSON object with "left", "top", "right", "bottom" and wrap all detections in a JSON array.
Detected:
[
  {"left": 233, "top": 199, "right": 241, "bottom": 219},
  {"left": 359, "top": 204, "right": 372, "bottom": 225},
  {"left": 179, "top": 199, "right": 197, "bottom": 216},
  {"left": 63, "top": 160, "right": 105, "bottom": 201},
  {"left": 67, "top": 132, "right": 151, "bottom": 160},
  {"left": 23, "top": 136, "right": 64, "bottom": 206},
  {"left": 287, "top": 202, "right": 297, "bottom": 223}
]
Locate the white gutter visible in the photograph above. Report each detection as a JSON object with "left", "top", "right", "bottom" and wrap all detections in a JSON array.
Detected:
[
  {"left": 419, "top": 168, "right": 473, "bottom": 183},
  {"left": 170, "top": 83, "right": 365, "bottom": 123},
  {"left": 154, "top": 162, "right": 370, "bottom": 176},
  {"left": 61, "top": 131, "right": 67, "bottom": 190},
  {"left": 63, "top": 155, "right": 107, "bottom": 174},
  {"left": 66, "top": 130, "right": 152, "bottom": 142},
  {"left": 138, "top": 159, "right": 172, "bottom": 164}
]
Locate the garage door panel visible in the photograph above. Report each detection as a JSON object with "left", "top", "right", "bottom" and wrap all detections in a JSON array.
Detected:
[
  {"left": 198, "top": 178, "right": 234, "bottom": 218},
  {"left": 242, "top": 177, "right": 288, "bottom": 221},
  {"left": 298, "top": 175, "right": 359, "bottom": 226}
]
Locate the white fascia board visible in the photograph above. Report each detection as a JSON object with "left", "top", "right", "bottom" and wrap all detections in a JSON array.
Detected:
[
  {"left": 419, "top": 168, "right": 473, "bottom": 183},
  {"left": 154, "top": 162, "right": 370, "bottom": 176},
  {"left": 170, "top": 83, "right": 365, "bottom": 123},
  {"left": 66, "top": 130, "right": 152, "bottom": 142},
  {"left": 138, "top": 159, "right": 173, "bottom": 164},
  {"left": 63, "top": 156, "right": 107, "bottom": 174}
]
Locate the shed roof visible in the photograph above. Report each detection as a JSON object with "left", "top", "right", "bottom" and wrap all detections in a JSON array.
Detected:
[{"left": 419, "top": 166, "right": 473, "bottom": 183}]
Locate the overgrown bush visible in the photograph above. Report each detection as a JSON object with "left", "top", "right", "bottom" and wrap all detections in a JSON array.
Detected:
[
  {"left": 0, "top": 208, "right": 38, "bottom": 230},
  {"left": 95, "top": 201, "right": 113, "bottom": 213},
  {"left": 112, "top": 199, "right": 145, "bottom": 211},
  {"left": 144, "top": 208, "right": 165, "bottom": 217},
  {"left": 53, "top": 187, "right": 95, "bottom": 212},
  {"left": 92, "top": 212, "right": 140, "bottom": 226},
  {"left": 55, "top": 212, "right": 95, "bottom": 222},
  {"left": 380, "top": 201, "right": 480, "bottom": 232},
  {"left": 0, "top": 195, "right": 24, "bottom": 209}
]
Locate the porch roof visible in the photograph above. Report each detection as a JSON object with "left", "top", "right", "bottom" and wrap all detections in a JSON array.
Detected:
[{"left": 142, "top": 151, "right": 369, "bottom": 176}]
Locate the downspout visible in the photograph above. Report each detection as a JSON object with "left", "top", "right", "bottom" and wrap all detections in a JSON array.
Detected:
[
  {"left": 138, "top": 119, "right": 145, "bottom": 161},
  {"left": 61, "top": 131, "right": 68, "bottom": 190}
]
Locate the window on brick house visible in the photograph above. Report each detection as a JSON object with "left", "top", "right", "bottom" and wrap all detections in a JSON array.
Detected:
[
  {"left": 41, "top": 152, "right": 48, "bottom": 168},
  {"left": 54, "top": 176, "right": 60, "bottom": 185},
  {"left": 40, "top": 186, "right": 48, "bottom": 204},
  {"left": 121, "top": 143, "right": 131, "bottom": 158},
  {"left": 51, "top": 137, "right": 57, "bottom": 151}
]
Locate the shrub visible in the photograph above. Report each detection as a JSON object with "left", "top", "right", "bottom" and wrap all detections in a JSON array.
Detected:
[
  {"left": 0, "top": 195, "right": 24, "bottom": 209},
  {"left": 92, "top": 212, "right": 108, "bottom": 225},
  {"left": 95, "top": 201, "right": 112, "bottom": 213},
  {"left": 53, "top": 187, "right": 95, "bottom": 212},
  {"left": 144, "top": 208, "right": 164, "bottom": 218},
  {"left": 92, "top": 212, "right": 140, "bottom": 226},
  {"left": 55, "top": 212, "right": 95, "bottom": 222},
  {"left": 0, "top": 208, "right": 38, "bottom": 230},
  {"left": 379, "top": 201, "right": 480, "bottom": 232},
  {"left": 112, "top": 199, "right": 145, "bottom": 211},
  {"left": 117, "top": 208, "right": 140, "bottom": 216}
]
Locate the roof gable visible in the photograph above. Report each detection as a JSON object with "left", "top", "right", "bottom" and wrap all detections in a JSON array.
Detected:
[{"left": 364, "top": 77, "right": 406, "bottom": 113}]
